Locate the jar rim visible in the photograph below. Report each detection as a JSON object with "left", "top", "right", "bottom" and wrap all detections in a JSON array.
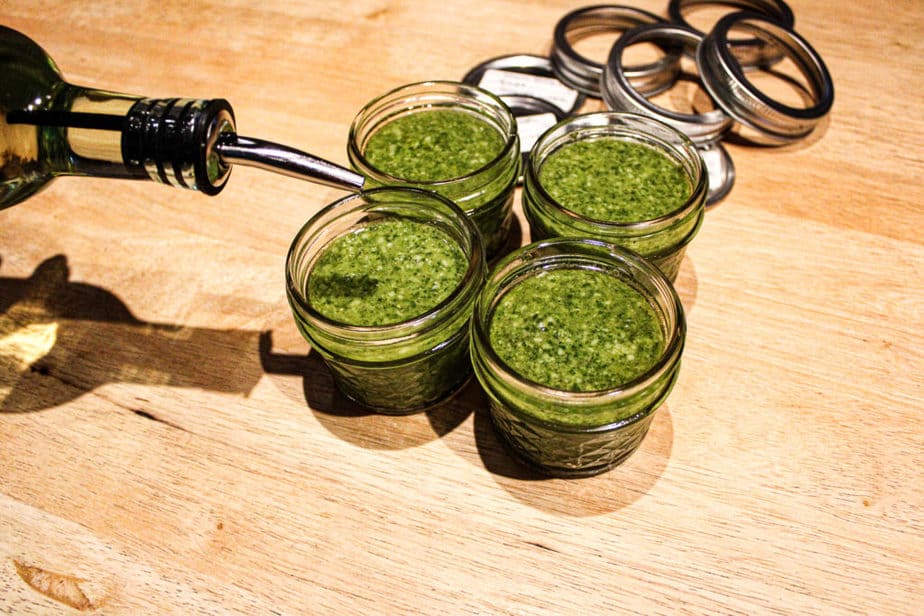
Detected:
[
  {"left": 286, "top": 186, "right": 484, "bottom": 342},
  {"left": 347, "top": 80, "right": 520, "bottom": 190},
  {"left": 525, "top": 111, "right": 707, "bottom": 233},
  {"left": 472, "top": 237, "right": 686, "bottom": 430}
]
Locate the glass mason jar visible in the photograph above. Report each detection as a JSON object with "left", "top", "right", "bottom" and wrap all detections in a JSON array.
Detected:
[
  {"left": 470, "top": 238, "right": 685, "bottom": 477},
  {"left": 348, "top": 81, "right": 520, "bottom": 259},
  {"left": 522, "top": 112, "right": 707, "bottom": 281},
  {"left": 286, "top": 187, "right": 486, "bottom": 414}
]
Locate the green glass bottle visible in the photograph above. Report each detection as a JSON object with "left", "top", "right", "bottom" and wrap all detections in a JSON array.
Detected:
[{"left": 0, "top": 26, "right": 363, "bottom": 211}]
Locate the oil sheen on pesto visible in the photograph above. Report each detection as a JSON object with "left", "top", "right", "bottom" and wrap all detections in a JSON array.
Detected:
[
  {"left": 308, "top": 219, "right": 466, "bottom": 326},
  {"left": 489, "top": 268, "right": 664, "bottom": 392},
  {"left": 539, "top": 138, "right": 690, "bottom": 222},
  {"left": 363, "top": 109, "right": 505, "bottom": 181}
]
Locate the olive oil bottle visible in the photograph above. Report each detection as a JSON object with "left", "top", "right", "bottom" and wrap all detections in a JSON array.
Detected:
[{"left": 0, "top": 26, "right": 362, "bottom": 211}]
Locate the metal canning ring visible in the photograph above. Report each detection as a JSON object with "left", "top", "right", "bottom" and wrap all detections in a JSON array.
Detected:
[
  {"left": 696, "top": 12, "right": 834, "bottom": 144},
  {"left": 668, "top": 0, "right": 795, "bottom": 67},
  {"left": 551, "top": 5, "right": 682, "bottom": 98},
  {"left": 601, "top": 23, "right": 733, "bottom": 144}
]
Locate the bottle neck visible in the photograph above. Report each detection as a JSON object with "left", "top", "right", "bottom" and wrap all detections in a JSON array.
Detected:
[
  {"left": 8, "top": 85, "right": 235, "bottom": 195},
  {"left": 122, "top": 97, "right": 235, "bottom": 195}
]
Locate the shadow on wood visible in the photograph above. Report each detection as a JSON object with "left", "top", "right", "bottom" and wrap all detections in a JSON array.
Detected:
[
  {"left": 472, "top": 403, "right": 674, "bottom": 516},
  {"left": 0, "top": 254, "right": 264, "bottom": 413}
]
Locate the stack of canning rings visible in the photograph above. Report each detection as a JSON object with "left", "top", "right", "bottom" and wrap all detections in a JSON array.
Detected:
[{"left": 547, "top": 1, "right": 834, "bottom": 204}]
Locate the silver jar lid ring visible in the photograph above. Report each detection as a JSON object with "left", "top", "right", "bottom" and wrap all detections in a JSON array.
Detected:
[
  {"left": 668, "top": 0, "right": 795, "bottom": 68},
  {"left": 696, "top": 12, "right": 834, "bottom": 144},
  {"left": 551, "top": 5, "right": 683, "bottom": 98},
  {"left": 601, "top": 23, "right": 733, "bottom": 144}
]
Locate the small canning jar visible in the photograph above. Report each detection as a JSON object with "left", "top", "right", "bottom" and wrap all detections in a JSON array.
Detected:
[
  {"left": 522, "top": 112, "right": 707, "bottom": 281},
  {"left": 470, "top": 238, "right": 685, "bottom": 477},
  {"left": 348, "top": 81, "right": 520, "bottom": 259},
  {"left": 286, "top": 187, "right": 486, "bottom": 414}
]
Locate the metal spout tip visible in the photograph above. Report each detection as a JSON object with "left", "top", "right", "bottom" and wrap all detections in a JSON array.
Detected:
[{"left": 215, "top": 134, "right": 365, "bottom": 192}]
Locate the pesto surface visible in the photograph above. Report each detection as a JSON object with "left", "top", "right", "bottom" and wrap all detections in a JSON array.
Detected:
[
  {"left": 308, "top": 219, "right": 467, "bottom": 326},
  {"left": 364, "top": 109, "right": 505, "bottom": 181},
  {"left": 539, "top": 138, "right": 690, "bottom": 222},
  {"left": 489, "top": 268, "right": 664, "bottom": 392}
]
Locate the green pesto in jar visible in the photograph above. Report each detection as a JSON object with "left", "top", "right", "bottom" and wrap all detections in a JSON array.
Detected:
[
  {"left": 489, "top": 268, "right": 664, "bottom": 393},
  {"left": 539, "top": 138, "right": 690, "bottom": 222},
  {"left": 307, "top": 219, "right": 467, "bottom": 326},
  {"left": 363, "top": 109, "right": 505, "bottom": 181}
]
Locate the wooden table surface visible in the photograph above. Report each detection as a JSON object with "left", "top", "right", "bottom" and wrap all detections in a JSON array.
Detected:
[{"left": 2, "top": 1, "right": 922, "bottom": 613}]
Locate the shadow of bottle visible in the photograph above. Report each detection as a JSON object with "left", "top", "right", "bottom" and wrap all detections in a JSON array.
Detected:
[
  {"left": 0, "top": 252, "right": 472, "bottom": 449},
  {"left": 0, "top": 254, "right": 265, "bottom": 413}
]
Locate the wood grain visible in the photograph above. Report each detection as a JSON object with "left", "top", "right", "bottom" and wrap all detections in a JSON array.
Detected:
[{"left": 1, "top": 1, "right": 922, "bottom": 613}]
